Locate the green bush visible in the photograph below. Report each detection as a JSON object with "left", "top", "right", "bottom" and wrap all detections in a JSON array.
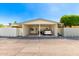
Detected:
[{"left": 0, "top": 24, "right": 5, "bottom": 28}]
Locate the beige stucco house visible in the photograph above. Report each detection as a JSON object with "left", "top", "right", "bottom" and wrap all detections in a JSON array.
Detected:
[{"left": 11, "top": 18, "right": 63, "bottom": 37}]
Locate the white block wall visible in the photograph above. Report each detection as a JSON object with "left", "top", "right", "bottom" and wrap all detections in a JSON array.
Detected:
[
  {"left": 0, "top": 28, "right": 18, "bottom": 37},
  {"left": 64, "top": 28, "right": 79, "bottom": 37}
]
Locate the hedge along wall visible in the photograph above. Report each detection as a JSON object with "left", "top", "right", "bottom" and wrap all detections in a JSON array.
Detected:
[
  {"left": 64, "top": 28, "right": 79, "bottom": 37},
  {"left": 0, "top": 28, "right": 18, "bottom": 37}
]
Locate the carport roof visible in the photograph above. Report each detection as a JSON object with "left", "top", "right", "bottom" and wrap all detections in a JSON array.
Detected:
[{"left": 17, "top": 18, "right": 60, "bottom": 25}]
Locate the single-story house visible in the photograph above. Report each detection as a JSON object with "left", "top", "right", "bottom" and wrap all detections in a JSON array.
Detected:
[
  {"left": 11, "top": 18, "right": 63, "bottom": 37},
  {"left": 0, "top": 18, "right": 78, "bottom": 37}
]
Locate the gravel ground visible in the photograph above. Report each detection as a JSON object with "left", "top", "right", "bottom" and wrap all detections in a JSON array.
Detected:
[{"left": 0, "top": 38, "right": 78, "bottom": 56}]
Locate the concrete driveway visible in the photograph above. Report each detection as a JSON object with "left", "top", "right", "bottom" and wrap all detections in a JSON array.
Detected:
[{"left": 0, "top": 38, "right": 79, "bottom": 56}]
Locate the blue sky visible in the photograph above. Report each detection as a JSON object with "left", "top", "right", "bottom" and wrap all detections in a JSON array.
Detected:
[{"left": 0, "top": 3, "right": 79, "bottom": 24}]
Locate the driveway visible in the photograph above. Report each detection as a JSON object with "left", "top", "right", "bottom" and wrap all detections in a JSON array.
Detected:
[{"left": 0, "top": 38, "right": 79, "bottom": 56}]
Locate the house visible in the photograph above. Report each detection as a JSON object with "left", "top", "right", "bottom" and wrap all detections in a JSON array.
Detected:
[
  {"left": 0, "top": 18, "right": 79, "bottom": 37},
  {"left": 11, "top": 18, "right": 63, "bottom": 37}
]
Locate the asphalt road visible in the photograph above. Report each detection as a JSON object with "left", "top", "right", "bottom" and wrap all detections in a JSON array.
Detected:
[{"left": 0, "top": 38, "right": 78, "bottom": 56}]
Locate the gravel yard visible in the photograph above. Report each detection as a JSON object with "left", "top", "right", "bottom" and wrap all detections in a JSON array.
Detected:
[{"left": 0, "top": 38, "right": 78, "bottom": 56}]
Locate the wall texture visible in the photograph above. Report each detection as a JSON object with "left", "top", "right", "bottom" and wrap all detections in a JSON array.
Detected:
[
  {"left": 64, "top": 28, "right": 79, "bottom": 37},
  {"left": 0, "top": 28, "right": 18, "bottom": 37},
  {"left": 0, "top": 28, "right": 79, "bottom": 37}
]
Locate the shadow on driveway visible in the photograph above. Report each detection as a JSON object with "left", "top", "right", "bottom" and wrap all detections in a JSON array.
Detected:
[{"left": 0, "top": 36, "right": 79, "bottom": 40}]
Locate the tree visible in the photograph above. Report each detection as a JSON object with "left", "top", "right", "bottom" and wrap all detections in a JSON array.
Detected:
[
  {"left": 8, "top": 23, "right": 11, "bottom": 26},
  {"left": 13, "top": 21, "right": 17, "bottom": 24},
  {"left": 60, "top": 15, "right": 79, "bottom": 27}
]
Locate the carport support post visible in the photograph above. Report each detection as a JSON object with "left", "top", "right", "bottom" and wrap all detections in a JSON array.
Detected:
[
  {"left": 39, "top": 24, "right": 40, "bottom": 37},
  {"left": 54, "top": 24, "right": 58, "bottom": 37}
]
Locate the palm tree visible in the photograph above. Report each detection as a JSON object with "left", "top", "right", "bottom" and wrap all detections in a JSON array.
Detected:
[{"left": 13, "top": 21, "right": 17, "bottom": 24}]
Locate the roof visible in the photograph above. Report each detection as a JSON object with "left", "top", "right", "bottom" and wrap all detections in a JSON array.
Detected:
[{"left": 17, "top": 18, "right": 59, "bottom": 25}]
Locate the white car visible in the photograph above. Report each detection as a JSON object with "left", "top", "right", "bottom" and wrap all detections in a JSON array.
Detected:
[{"left": 44, "top": 30, "right": 52, "bottom": 35}]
